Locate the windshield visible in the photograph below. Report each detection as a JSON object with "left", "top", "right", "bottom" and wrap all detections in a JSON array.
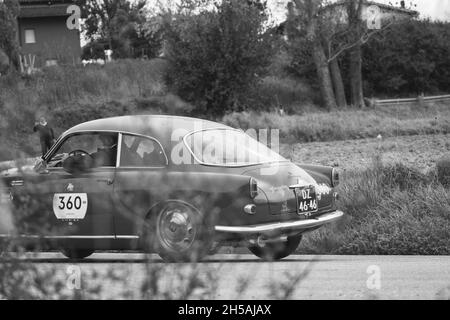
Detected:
[{"left": 185, "top": 129, "right": 286, "bottom": 166}]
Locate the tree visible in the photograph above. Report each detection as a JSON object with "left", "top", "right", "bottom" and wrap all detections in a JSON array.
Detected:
[
  {"left": 287, "top": 0, "right": 417, "bottom": 108},
  {"left": 363, "top": 19, "right": 450, "bottom": 97},
  {"left": 162, "top": 0, "right": 275, "bottom": 116},
  {"left": 286, "top": 0, "right": 337, "bottom": 109},
  {"left": 75, "top": 0, "right": 158, "bottom": 59},
  {"left": 346, "top": 0, "right": 365, "bottom": 108},
  {"left": 0, "top": 0, "right": 19, "bottom": 71}
]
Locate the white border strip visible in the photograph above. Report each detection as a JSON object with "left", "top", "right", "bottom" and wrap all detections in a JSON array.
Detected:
[{"left": 0, "top": 235, "right": 139, "bottom": 239}]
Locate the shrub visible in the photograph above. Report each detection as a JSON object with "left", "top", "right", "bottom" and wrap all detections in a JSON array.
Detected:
[
  {"left": 436, "top": 154, "right": 450, "bottom": 187},
  {"left": 163, "top": 0, "right": 275, "bottom": 116},
  {"left": 247, "top": 76, "right": 317, "bottom": 112},
  {"left": 51, "top": 100, "right": 135, "bottom": 129},
  {"left": 135, "top": 93, "right": 194, "bottom": 115}
]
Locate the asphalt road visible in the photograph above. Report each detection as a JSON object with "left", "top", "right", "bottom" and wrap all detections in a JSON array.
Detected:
[{"left": 5, "top": 253, "right": 450, "bottom": 300}]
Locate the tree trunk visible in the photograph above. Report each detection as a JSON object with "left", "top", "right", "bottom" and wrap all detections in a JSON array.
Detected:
[
  {"left": 312, "top": 41, "right": 336, "bottom": 110},
  {"left": 0, "top": 49, "right": 10, "bottom": 75},
  {"left": 346, "top": 0, "right": 365, "bottom": 108},
  {"left": 329, "top": 58, "right": 347, "bottom": 108},
  {"left": 349, "top": 44, "right": 365, "bottom": 108}
]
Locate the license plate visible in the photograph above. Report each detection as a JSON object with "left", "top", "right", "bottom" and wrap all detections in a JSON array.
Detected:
[
  {"left": 53, "top": 193, "right": 88, "bottom": 220},
  {"left": 295, "top": 186, "right": 318, "bottom": 216}
]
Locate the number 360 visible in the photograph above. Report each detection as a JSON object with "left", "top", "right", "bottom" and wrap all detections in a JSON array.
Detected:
[{"left": 58, "top": 196, "right": 82, "bottom": 210}]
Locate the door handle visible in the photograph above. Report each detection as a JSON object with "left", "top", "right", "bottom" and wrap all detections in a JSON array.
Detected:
[{"left": 97, "top": 178, "right": 113, "bottom": 185}]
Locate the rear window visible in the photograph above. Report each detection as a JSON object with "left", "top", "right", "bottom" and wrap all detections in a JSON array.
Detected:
[{"left": 184, "top": 129, "right": 286, "bottom": 166}]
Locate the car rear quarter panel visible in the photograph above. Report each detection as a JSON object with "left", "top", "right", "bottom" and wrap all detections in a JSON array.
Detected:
[{"left": 112, "top": 170, "right": 271, "bottom": 235}]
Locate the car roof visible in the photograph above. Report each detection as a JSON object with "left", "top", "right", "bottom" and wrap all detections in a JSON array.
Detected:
[{"left": 63, "top": 115, "right": 232, "bottom": 147}]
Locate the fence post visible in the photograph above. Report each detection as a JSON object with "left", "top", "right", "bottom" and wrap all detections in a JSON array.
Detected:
[{"left": 417, "top": 93, "right": 425, "bottom": 108}]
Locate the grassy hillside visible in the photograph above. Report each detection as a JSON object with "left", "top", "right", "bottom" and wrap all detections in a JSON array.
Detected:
[
  {"left": 0, "top": 59, "right": 191, "bottom": 160},
  {"left": 1, "top": 59, "right": 449, "bottom": 160}
]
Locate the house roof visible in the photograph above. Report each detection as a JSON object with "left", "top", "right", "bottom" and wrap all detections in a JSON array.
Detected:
[
  {"left": 18, "top": 0, "right": 75, "bottom": 18},
  {"left": 324, "top": 0, "right": 419, "bottom": 17},
  {"left": 19, "top": 0, "right": 72, "bottom": 4}
]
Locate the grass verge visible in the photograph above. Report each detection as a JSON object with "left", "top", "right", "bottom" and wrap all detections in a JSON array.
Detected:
[
  {"left": 301, "top": 161, "right": 450, "bottom": 255},
  {"left": 221, "top": 103, "right": 450, "bottom": 144}
]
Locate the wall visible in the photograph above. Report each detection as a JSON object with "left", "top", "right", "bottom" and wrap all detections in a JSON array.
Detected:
[{"left": 17, "top": 16, "right": 81, "bottom": 67}]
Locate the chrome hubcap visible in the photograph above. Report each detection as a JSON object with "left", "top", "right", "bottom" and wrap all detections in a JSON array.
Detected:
[{"left": 158, "top": 205, "right": 196, "bottom": 251}]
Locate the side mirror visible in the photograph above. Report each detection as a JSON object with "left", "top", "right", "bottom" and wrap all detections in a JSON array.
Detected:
[
  {"left": 34, "top": 158, "right": 47, "bottom": 173},
  {"left": 62, "top": 154, "right": 93, "bottom": 175}
]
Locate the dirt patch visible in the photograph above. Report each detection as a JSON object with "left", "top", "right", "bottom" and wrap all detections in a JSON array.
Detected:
[{"left": 280, "top": 133, "right": 450, "bottom": 172}]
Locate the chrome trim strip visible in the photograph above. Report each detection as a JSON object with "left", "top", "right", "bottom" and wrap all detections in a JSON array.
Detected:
[
  {"left": 214, "top": 211, "right": 344, "bottom": 234},
  {"left": 117, "top": 167, "right": 166, "bottom": 170},
  {"left": 116, "top": 132, "right": 123, "bottom": 168},
  {"left": 116, "top": 235, "right": 140, "bottom": 239},
  {"left": 0, "top": 235, "right": 140, "bottom": 239}
]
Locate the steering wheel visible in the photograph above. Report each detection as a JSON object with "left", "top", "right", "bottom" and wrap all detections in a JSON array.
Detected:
[{"left": 68, "top": 149, "right": 92, "bottom": 158}]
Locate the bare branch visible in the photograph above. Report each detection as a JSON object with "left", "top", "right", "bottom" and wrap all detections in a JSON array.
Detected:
[{"left": 327, "top": 20, "right": 394, "bottom": 63}]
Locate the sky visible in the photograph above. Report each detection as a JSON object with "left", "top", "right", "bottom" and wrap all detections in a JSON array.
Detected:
[{"left": 267, "top": 0, "right": 450, "bottom": 22}]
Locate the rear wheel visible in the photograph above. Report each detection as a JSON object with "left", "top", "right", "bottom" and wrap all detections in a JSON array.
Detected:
[
  {"left": 60, "top": 249, "right": 94, "bottom": 260},
  {"left": 248, "top": 234, "right": 302, "bottom": 261},
  {"left": 146, "top": 201, "right": 213, "bottom": 262}
]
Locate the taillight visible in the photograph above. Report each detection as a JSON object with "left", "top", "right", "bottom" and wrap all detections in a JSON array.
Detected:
[
  {"left": 331, "top": 168, "right": 340, "bottom": 187},
  {"left": 249, "top": 177, "right": 258, "bottom": 198}
]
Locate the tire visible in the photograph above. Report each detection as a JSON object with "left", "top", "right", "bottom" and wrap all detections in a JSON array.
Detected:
[
  {"left": 146, "top": 200, "right": 213, "bottom": 262},
  {"left": 248, "top": 234, "right": 302, "bottom": 261},
  {"left": 60, "top": 248, "right": 94, "bottom": 260},
  {"left": 208, "top": 242, "right": 221, "bottom": 255}
]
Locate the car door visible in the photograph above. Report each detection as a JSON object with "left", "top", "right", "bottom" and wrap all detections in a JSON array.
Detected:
[
  {"left": 22, "top": 131, "right": 119, "bottom": 238},
  {"left": 112, "top": 133, "right": 169, "bottom": 238}
]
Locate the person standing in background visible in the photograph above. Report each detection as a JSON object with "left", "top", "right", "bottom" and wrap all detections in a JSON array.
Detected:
[{"left": 33, "top": 116, "right": 55, "bottom": 157}]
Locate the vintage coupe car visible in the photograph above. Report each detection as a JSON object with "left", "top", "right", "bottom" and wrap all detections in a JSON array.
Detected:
[{"left": 0, "top": 115, "right": 343, "bottom": 261}]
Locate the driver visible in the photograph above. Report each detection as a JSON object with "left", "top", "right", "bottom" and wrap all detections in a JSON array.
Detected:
[{"left": 91, "top": 134, "right": 118, "bottom": 167}]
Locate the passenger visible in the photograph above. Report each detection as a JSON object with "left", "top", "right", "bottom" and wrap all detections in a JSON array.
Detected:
[
  {"left": 120, "top": 137, "right": 143, "bottom": 166},
  {"left": 91, "top": 134, "right": 118, "bottom": 167}
]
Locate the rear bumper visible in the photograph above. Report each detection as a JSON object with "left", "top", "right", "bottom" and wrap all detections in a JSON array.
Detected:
[{"left": 214, "top": 210, "right": 344, "bottom": 236}]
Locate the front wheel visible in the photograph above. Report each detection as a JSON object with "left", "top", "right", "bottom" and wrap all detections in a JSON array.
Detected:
[
  {"left": 60, "top": 249, "right": 94, "bottom": 260},
  {"left": 248, "top": 234, "right": 302, "bottom": 261},
  {"left": 146, "top": 201, "right": 213, "bottom": 262}
]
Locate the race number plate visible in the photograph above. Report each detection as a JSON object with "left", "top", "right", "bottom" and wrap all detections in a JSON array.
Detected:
[
  {"left": 295, "top": 186, "right": 318, "bottom": 216},
  {"left": 53, "top": 193, "right": 88, "bottom": 220}
]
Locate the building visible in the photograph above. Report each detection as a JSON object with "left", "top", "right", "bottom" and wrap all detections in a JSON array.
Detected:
[
  {"left": 276, "top": 0, "right": 418, "bottom": 35},
  {"left": 319, "top": 0, "right": 419, "bottom": 28},
  {"left": 17, "top": 0, "right": 81, "bottom": 69}
]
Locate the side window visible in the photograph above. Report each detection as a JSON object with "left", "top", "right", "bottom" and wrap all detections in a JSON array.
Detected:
[
  {"left": 120, "top": 135, "right": 166, "bottom": 167},
  {"left": 48, "top": 132, "right": 118, "bottom": 168}
]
